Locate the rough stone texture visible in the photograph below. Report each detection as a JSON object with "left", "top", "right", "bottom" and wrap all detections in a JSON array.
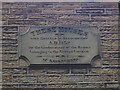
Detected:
[{"left": 1, "top": 2, "right": 120, "bottom": 89}]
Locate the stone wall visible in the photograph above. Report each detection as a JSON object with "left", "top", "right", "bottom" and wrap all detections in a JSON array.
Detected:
[{"left": 1, "top": 2, "right": 120, "bottom": 89}]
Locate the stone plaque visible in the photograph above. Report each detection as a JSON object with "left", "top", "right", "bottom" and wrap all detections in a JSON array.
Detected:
[{"left": 19, "top": 26, "right": 100, "bottom": 64}]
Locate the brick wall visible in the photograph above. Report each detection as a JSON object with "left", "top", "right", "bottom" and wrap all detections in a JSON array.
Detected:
[{"left": 1, "top": 2, "right": 120, "bottom": 89}]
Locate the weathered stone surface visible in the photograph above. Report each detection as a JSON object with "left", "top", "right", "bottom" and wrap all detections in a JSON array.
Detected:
[
  {"left": 30, "top": 69, "right": 47, "bottom": 75},
  {"left": 2, "top": 20, "right": 8, "bottom": 25},
  {"left": 2, "top": 32, "right": 18, "bottom": 38},
  {"left": 27, "top": 8, "right": 42, "bottom": 13},
  {"left": 101, "top": 68, "right": 119, "bottom": 74},
  {"left": 71, "top": 69, "right": 88, "bottom": 74},
  {"left": 37, "top": 74, "right": 86, "bottom": 83},
  {"left": 91, "top": 14, "right": 118, "bottom": 20},
  {"left": 102, "top": 60, "right": 119, "bottom": 65},
  {"left": 10, "top": 8, "right": 27, "bottom": 14},
  {"left": 2, "top": 8, "right": 9, "bottom": 14},
  {"left": 13, "top": 75, "right": 37, "bottom": 83},
  {"left": 100, "top": 33, "right": 118, "bottom": 39},
  {"left": 28, "top": 14, "right": 57, "bottom": 19},
  {"left": 2, "top": 61, "right": 19, "bottom": 68},
  {"left": 8, "top": 20, "right": 47, "bottom": 25},
  {"left": 2, "top": 3, "right": 27, "bottom": 8},
  {"left": 20, "top": 26, "right": 99, "bottom": 65},
  {"left": 2, "top": 14, "right": 27, "bottom": 20},
  {"left": 76, "top": 9, "right": 105, "bottom": 14},
  {"left": 47, "top": 69, "right": 69, "bottom": 74},
  {"left": 2, "top": 75, "right": 12, "bottom": 83},
  {"left": 42, "top": 9, "right": 74, "bottom": 14},
  {"left": 2, "top": 26, "right": 18, "bottom": 32},
  {"left": 2, "top": 46, "right": 17, "bottom": 51},
  {"left": 59, "top": 14, "right": 90, "bottom": 20},
  {"left": 106, "top": 9, "right": 119, "bottom": 14},
  {"left": 27, "top": 3, "right": 54, "bottom": 8},
  {"left": 106, "top": 83, "right": 119, "bottom": 88},
  {"left": 91, "top": 68, "right": 103, "bottom": 74},
  {"left": 2, "top": 54, "right": 18, "bottom": 61},
  {"left": 102, "top": 75, "right": 118, "bottom": 82}
]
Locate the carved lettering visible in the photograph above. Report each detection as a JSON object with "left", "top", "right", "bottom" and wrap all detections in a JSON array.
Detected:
[{"left": 19, "top": 26, "right": 99, "bottom": 64}]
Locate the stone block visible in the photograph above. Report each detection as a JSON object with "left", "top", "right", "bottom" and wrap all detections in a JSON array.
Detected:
[
  {"left": 2, "top": 68, "right": 13, "bottom": 75},
  {"left": 59, "top": 14, "right": 90, "bottom": 20},
  {"left": 100, "top": 33, "right": 118, "bottom": 39},
  {"left": 91, "top": 68, "right": 102, "bottom": 74},
  {"left": 8, "top": 20, "right": 47, "bottom": 25},
  {"left": 2, "top": 2, "right": 27, "bottom": 8},
  {"left": 47, "top": 69, "right": 69, "bottom": 74},
  {"left": 2, "top": 32, "right": 18, "bottom": 38},
  {"left": 102, "top": 58, "right": 119, "bottom": 64},
  {"left": 2, "top": 8, "right": 9, "bottom": 14},
  {"left": 42, "top": 9, "right": 74, "bottom": 14},
  {"left": 1, "top": 20, "right": 8, "bottom": 25},
  {"left": 27, "top": 2, "right": 53, "bottom": 8},
  {"left": 2, "top": 60, "right": 19, "bottom": 68},
  {"left": 106, "top": 9, "right": 119, "bottom": 14},
  {"left": 28, "top": 14, "right": 57, "bottom": 19},
  {"left": 2, "top": 46, "right": 18, "bottom": 51},
  {"left": 2, "top": 14, "right": 27, "bottom": 20},
  {"left": 2, "top": 74, "right": 12, "bottom": 83},
  {"left": 76, "top": 9, "right": 105, "bottom": 14},
  {"left": 101, "top": 68, "right": 119, "bottom": 74},
  {"left": 2, "top": 26, "right": 18, "bottom": 32},
  {"left": 10, "top": 8, "right": 27, "bottom": 14},
  {"left": 106, "top": 83, "right": 119, "bottom": 88},
  {"left": 13, "top": 75, "right": 37, "bottom": 83},
  {"left": 30, "top": 69, "right": 47, "bottom": 75},
  {"left": 13, "top": 69, "right": 27, "bottom": 74},
  {"left": 91, "top": 14, "right": 118, "bottom": 20},
  {"left": 27, "top": 8, "right": 42, "bottom": 13},
  {"left": 71, "top": 69, "right": 88, "bottom": 74}
]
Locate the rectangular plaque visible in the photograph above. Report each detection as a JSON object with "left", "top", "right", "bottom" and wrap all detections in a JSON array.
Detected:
[{"left": 19, "top": 26, "right": 100, "bottom": 65}]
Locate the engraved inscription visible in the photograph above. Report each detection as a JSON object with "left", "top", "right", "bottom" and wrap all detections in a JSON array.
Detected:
[{"left": 19, "top": 26, "right": 99, "bottom": 64}]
